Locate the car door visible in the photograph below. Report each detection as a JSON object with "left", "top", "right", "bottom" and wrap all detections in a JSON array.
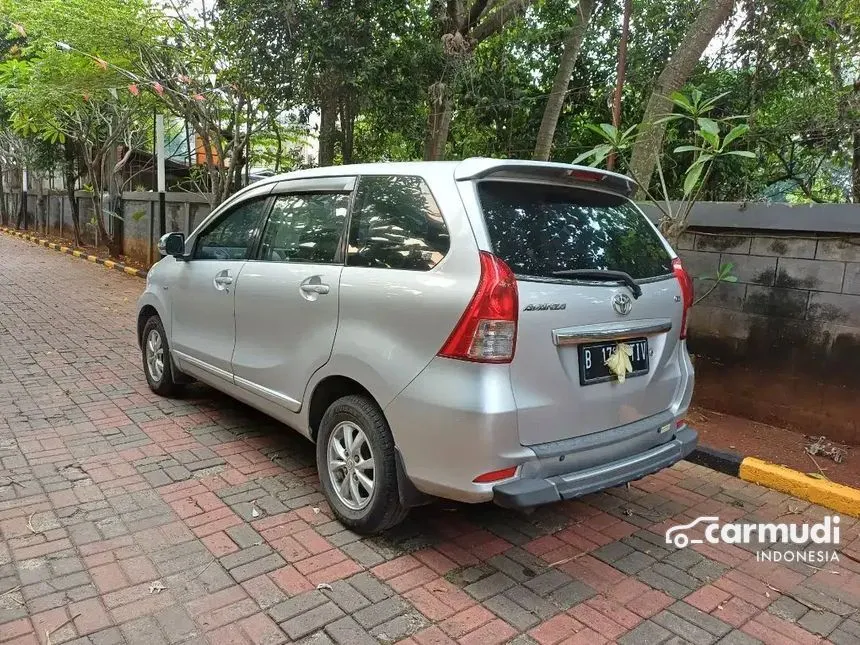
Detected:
[
  {"left": 230, "top": 176, "right": 353, "bottom": 411},
  {"left": 170, "top": 187, "right": 273, "bottom": 380}
]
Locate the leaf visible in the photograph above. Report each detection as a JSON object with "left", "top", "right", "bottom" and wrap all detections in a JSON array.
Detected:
[
  {"left": 691, "top": 88, "right": 703, "bottom": 107},
  {"left": 669, "top": 91, "right": 693, "bottom": 111},
  {"left": 573, "top": 150, "right": 595, "bottom": 164},
  {"left": 697, "top": 118, "right": 719, "bottom": 136},
  {"left": 673, "top": 145, "right": 701, "bottom": 154},
  {"left": 692, "top": 154, "right": 714, "bottom": 166},
  {"left": 725, "top": 150, "right": 756, "bottom": 158},
  {"left": 683, "top": 162, "right": 704, "bottom": 196},
  {"left": 723, "top": 276, "right": 739, "bottom": 282},
  {"left": 722, "top": 124, "right": 749, "bottom": 148},
  {"left": 697, "top": 129, "right": 719, "bottom": 149},
  {"left": 605, "top": 343, "right": 633, "bottom": 383},
  {"left": 599, "top": 123, "right": 618, "bottom": 140},
  {"left": 699, "top": 91, "right": 731, "bottom": 111}
]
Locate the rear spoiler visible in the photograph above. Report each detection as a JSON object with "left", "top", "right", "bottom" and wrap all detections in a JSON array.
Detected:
[{"left": 453, "top": 158, "right": 635, "bottom": 198}]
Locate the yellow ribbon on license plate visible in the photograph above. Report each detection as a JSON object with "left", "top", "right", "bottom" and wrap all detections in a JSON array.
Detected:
[{"left": 605, "top": 342, "right": 634, "bottom": 383}]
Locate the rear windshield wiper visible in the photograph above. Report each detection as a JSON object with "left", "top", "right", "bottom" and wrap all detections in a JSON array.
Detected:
[{"left": 550, "top": 269, "right": 643, "bottom": 299}]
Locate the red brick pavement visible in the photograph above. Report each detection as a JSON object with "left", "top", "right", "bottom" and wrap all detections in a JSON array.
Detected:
[{"left": 2, "top": 233, "right": 860, "bottom": 645}]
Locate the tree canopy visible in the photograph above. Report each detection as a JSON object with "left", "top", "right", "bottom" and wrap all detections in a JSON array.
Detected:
[{"left": 0, "top": 0, "right": 857, "bottom": 206}]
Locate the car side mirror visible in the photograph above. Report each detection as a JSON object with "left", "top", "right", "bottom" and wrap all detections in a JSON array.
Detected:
[{"left": 158, "top": 232, "right": 186, "bottom": 258}]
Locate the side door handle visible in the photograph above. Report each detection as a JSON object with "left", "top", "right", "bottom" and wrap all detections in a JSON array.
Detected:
[
  {"left": 213, "top": 269, "right": 233, "bottom": 291},
  {"left": 300, "top": 283, "right": 329, "bottom": 295},
  {"left": 299, "top": 275, "right": 330, "bottom": 300}
]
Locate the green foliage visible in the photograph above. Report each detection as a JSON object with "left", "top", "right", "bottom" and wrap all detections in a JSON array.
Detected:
[{"left": 0, "top": 0, "right": 855, "bottom": 208}]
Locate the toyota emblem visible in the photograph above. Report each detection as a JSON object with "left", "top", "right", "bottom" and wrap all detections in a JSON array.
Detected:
[{"left": 612, "top": 293, "right": 633, "bottom": 316}]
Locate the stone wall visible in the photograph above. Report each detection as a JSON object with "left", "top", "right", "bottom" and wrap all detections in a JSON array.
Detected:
[
  {"left": 9, "top": 190, "right": 212, "bottom": 264},
  {"left": 665, "top": 202, "right": 859, "bottom": 444}
]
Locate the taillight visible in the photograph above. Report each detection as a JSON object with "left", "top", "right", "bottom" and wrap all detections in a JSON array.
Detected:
[
  {"left": 439, "top": 251, "right": 518, "bottom": 363},
  {"left": 672, "top": 257, "right": 693, "bottom": 339}
]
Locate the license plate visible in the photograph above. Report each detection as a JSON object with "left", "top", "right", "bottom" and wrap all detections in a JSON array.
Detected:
[{"left": 578, "top": 338, "right": 649, "bottom": 385}]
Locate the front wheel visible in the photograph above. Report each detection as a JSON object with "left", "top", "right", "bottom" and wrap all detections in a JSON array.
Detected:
[
  {"left": 316, "top": 395, "right": 408, "bottom": 534},
  {"left": 141, "top": 315, "right": 182, "bottom": 397}
]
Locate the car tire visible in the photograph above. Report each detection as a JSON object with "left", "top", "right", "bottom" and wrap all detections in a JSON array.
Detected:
[
  {"left": 141, "top": 315, "right": 183, "bottom": 397},
  {"left": 316, "top": 394, "right": 408, "bottom": 534}
]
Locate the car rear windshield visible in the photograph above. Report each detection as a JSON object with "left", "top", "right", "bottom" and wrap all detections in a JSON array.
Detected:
[{"left": 477, "top": 180, "right": 673, "bottom": 281}]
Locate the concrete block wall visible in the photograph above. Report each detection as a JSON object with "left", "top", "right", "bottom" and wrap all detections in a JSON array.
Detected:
[
  {"left": 679, "top": 231, "right": 860, "bottom": 330},
  {"left": 678, "top": 228, "right": 860, "bottom": 443}
]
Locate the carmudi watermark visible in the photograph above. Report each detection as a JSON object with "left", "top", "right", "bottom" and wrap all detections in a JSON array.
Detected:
[{"left": 665, "top": 515, "right": 840, "bottom": 563}]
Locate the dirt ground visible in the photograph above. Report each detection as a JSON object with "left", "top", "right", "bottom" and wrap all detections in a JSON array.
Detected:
[
  {"left": 691, "top": 356, "right": 857, "bottom": 447},
  {"left": 689, "top": 404, "right": 860, "bottom": 489},
  {"left": 7, "top": 226, "right": 151, "bottom": 272}
]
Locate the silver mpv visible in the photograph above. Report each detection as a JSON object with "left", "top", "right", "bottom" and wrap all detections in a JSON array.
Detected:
[{"left": 137, "top": 159, "right": 697, "bottom": 533}]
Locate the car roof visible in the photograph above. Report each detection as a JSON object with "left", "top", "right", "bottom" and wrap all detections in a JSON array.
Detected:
[{"left": 236, "top": 158, "right": 635, "bottom": 203}]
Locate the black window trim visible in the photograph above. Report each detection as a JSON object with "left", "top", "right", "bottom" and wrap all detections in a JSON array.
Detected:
[{"left": 191, "top": 193, "right": 275, "bottom": 261}]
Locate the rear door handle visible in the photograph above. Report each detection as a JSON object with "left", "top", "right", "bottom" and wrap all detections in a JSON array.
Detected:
[
  {"left": 300, "top": 283, "right": 329, "bottom": 295},
  {"left": 213, "top": 270, "right": 233, "bottom": 291}
]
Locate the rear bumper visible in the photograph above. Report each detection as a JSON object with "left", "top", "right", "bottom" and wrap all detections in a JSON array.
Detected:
[{"left": 493, "top": 426, "right": 698, "bottom": 509}]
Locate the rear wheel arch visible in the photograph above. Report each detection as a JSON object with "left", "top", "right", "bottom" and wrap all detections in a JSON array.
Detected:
[
  {"left": 308, "top": 375, "right": 376, "bottom": 442},
  {"left": 308, "top": 374, "right": 432, "bottom": 511}
]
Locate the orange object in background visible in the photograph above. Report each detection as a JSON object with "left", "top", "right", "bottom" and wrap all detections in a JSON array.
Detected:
[{"left": 195, "top": 134, "right": 220, "bottom": 166}]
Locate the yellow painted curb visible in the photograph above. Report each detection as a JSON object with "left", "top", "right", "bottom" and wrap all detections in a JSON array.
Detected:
[
  {"left": 740, "top": 457, "right": 860, "bottom": 517},
  {"left": 1, "top": 227, "right": 146, "bottom": 279}
]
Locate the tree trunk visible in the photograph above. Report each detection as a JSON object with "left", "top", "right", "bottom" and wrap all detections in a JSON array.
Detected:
[
  {"left": 853, "top": 126, "right": 860, "bottom": 203},
  {"left": 339, "top": 93, "right": 356, "bottom": 165},
  {"left": 0, "top": 164, "right": 7, "bottom": 227},
  {"left": 36, "top": 179, "right": 47, "bottom": 233},
  {"left": 318, "top": 86, "right": 338, "bottom": 166},
  {"left": 424, "top": 81, "right": 453, "bottom": 160},
  {"left": 628, "top": 0, "right": 735, "bottom": 194},
  {"left": 107, "top": 193, "right": 124, "bottom": 257},
  {"left": 16, "top": 168, "right": 26, "bottom": 229},
  {"left": 64, "top": 139, "right": 82, "bottom": 245},
  {"left": 533, "top": 0, "right": 595, "bottom": 161}
]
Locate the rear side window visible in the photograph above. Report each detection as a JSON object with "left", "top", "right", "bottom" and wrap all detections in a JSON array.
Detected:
[
  {"left": 347, "top": 175, "right": 449, "bottom": 271},
  {"left": 477, "top": 181, "right": 672, "bottom": 280}
]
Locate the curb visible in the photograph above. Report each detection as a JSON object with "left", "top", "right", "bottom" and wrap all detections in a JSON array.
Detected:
[
  {"left": 687, "top": 445, "right": 743, "bottom": 477},
  {"left": 739, "top": 457, "right": 860, "bottom": 517},
  {"left": 687, "top": 445, "right": 860, "bottom": 518},
  {"left": 0, "top": 227, "right": 147, "bottom": 279}
]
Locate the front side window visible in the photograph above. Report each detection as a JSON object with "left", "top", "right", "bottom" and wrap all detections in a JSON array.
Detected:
[
  {"left": 347, "top": 175, "right": 449, "bottom": 271},
  {"left": 477, "top": 181, "right": 673, "bottom": 280},
  {"left": 258, "top": 193, "right": 350, "bottom": 264},
  {"left": 194, "top": 197, "right": 269, "bottom": 260}
]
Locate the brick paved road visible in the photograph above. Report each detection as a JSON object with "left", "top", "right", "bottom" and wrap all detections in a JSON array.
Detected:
[{"left": 1, "top": 234, "right": 860, "bottom": 645}]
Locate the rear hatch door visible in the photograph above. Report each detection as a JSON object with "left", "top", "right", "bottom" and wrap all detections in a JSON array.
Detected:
[{"left": 471, "top": 177, "right": 685, "bottom": 446}]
